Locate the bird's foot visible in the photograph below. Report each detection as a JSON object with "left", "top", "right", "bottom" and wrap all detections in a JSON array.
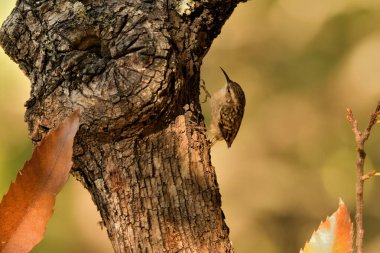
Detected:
[{"left": 200, "top": 79, "right": 211, "bottom": 103}]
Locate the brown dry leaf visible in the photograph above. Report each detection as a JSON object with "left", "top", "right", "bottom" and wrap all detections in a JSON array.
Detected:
[{"left": 0, "top": 110, "right": 80, "bottom": 253}]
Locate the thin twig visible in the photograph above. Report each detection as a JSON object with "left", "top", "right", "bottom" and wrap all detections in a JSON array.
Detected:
[
  {"left": 346, "top": 101, "right": 380, "bottom": 253},
  {"left": 361, "top": 170, "right": 377, "bottom": 181}
]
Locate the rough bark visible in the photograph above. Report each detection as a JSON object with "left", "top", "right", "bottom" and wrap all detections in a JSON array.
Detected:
[{"left": 0, "top": 0, "right": 245, "bottom": 252}]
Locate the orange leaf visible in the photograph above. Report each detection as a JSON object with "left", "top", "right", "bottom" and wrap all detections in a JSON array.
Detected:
[
  {"left": 0, "top": 110, "right": 80, "bottom": 253},
  {"left": 300, "top": 199, "right": 353, "bottom": 253}
]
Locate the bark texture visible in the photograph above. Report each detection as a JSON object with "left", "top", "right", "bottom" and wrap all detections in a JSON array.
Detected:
[{"left": 0, "top": 0, "right": 245, "bottom": 252}]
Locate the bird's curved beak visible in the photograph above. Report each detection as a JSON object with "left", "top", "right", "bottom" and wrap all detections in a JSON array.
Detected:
[{"left": 220, "top": 67, "right": 231, "bottom": 83}]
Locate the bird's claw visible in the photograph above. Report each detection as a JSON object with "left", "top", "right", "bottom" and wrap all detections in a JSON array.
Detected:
[{"left": 200, "top": 79, "right": 211, "bottom": 103}]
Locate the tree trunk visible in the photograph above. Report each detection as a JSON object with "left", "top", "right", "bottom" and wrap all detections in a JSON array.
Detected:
[{"left": 0, "top": 0, "right": 246, "bottom": 252}]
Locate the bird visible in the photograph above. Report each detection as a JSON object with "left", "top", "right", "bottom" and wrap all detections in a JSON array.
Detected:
[{"left": 209, "top": 67, "right": 246, "bottom": 148}]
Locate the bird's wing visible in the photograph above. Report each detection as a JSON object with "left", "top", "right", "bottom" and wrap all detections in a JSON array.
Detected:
[{"left": 218, "top": 105, "right": 244, "bottom": 147}]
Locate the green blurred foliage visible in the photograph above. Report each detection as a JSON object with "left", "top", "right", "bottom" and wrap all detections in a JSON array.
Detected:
[
  {"left": 0, "top": 4, "right": 32, "bottom": 198},
  {"left": 1, "top": 0, "right": 380, "bottom": 252}
]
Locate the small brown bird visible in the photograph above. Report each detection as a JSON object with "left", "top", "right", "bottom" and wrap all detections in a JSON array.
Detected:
[{"left": 210, "top": 67, "right": 246, "bottom": 148}]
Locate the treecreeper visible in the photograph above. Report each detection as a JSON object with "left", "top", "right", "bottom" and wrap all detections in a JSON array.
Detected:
[{"left": 210, "top": 67, "right": 246, "bottom": 147}]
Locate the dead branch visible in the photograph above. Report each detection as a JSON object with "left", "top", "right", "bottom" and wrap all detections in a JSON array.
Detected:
[{"left": 346, "top": 101, "right": 380, "bottom": 253}]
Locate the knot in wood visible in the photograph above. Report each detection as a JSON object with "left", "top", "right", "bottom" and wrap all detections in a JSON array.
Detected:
[{"left": 0, "top": 1, "right": 178, "bottom": 141}]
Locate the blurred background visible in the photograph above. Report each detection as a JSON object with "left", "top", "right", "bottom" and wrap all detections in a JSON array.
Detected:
[{"left": 1, "top": 0, "right": 380, "bottom": 252}]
